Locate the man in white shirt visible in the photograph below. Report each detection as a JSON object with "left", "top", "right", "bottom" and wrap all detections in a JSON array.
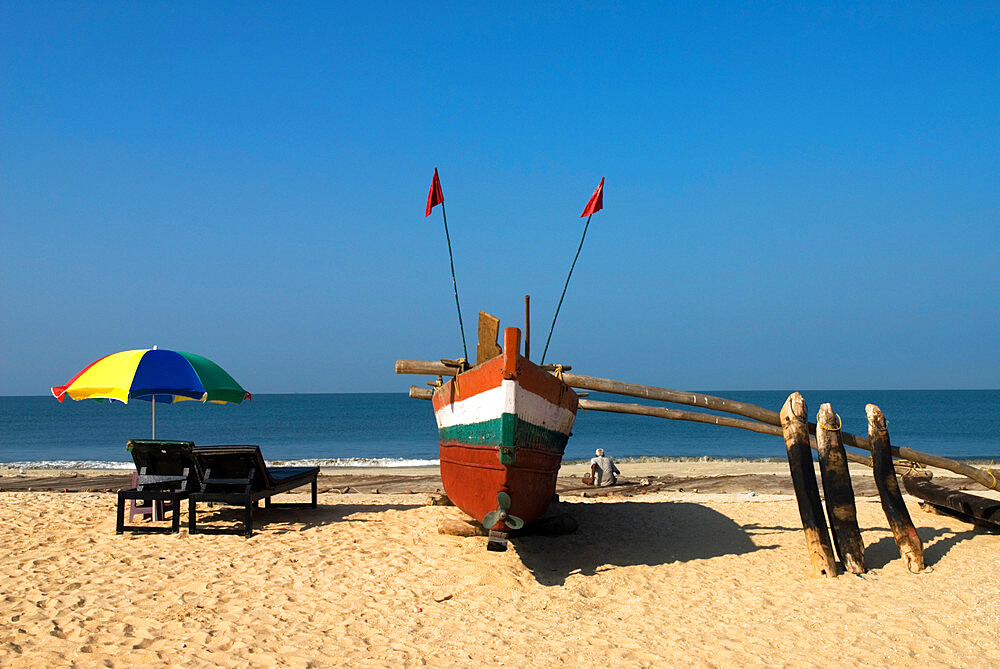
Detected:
[{"left": 589, "top": 448, "right": 620, "bottom": 486}]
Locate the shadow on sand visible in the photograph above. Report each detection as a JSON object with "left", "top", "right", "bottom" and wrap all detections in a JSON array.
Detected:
[
  {"left": 863, "top": 524, "right": 983, "bottom": 570},
  {"left": 189, "top": 502, "right": 423, "bottom": 535},
  {"left": 514, "top": 500, "right": 776, "bottom": 586}
]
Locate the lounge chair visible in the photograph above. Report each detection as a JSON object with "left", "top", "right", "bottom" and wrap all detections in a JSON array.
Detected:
[
  {"left": 128, "top": 469, "right": 177, "bottom": 522},
  {"left": 188, "top": 445, "right": 319, "bottom": 537},
  {"left": 116, "top": 440, "right": 202, "bottom": 534}
]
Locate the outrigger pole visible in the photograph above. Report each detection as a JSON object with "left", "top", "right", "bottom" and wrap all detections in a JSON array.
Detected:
[
  {"left": 426, "top": 168, "right": 468, "bottom": 362},
  {"left": 396, "top": 359, "right": 1000, "bottom": 492},
  {"left": 541, "top": 177, "right": 604, "bottom": 365}
]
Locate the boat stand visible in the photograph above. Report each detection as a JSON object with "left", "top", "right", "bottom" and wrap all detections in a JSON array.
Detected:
[{"left": 486, "top": 529, "right": 509, "bottom": 552}]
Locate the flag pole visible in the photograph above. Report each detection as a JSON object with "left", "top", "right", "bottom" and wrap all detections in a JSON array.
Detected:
[
  {"left": 541, "top": 213, "right": 593, "bottom": 365},
  {"left": 439, "top": 201, "right": 469, "bottom": 362}
]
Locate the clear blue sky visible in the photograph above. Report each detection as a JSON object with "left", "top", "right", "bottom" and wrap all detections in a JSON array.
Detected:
[{"left": 2, "top": 2, "right": 998, "bottom": 395}]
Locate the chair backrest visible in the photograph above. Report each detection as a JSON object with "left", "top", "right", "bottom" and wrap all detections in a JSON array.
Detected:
[
  {"left": 192, "top": 445, "right": 276, "bottom": 491},
  {"left": 126, "top": 440, "right": 202, "bottom": 490}
]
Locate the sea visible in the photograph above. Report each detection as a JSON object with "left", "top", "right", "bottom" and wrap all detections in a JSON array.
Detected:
[{"left": 0, "top": 390, "right": 998, "bottom": 469}]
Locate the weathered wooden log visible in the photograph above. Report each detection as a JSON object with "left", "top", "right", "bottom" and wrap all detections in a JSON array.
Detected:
[
  {"left": 427, "top": 493, "right": 454, "bottom": 507},
  {"left": 902, "top": 476, "right": 1000, "bottom": 531},
  {"left": 438, "top": 519, "right": 487, "bottom": 536},
  {"left": 397, "top": 361, "right": 1000, "bottom": 491},
  {"left": 868, "top": 404, "right": 925, "bottom": 572},
  {"left": 781, "top": 393, "right": 837, "bottom": 578},
  {"left": 815, "top": 403, "right": 865, "bottom": 574}
]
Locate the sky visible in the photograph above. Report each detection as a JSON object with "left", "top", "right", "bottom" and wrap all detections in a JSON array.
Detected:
[{"left": 2, "top": 2, "right": 998, "bottom": 395}]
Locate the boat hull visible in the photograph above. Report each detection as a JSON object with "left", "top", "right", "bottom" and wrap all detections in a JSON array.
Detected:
[{"left": 432, "top": 328, "right": 578, "bottom": 530}]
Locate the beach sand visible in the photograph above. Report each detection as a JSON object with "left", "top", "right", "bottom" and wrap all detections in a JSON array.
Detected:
[{"left": 1, "top": 463, "right": 998, "bottom": 667}]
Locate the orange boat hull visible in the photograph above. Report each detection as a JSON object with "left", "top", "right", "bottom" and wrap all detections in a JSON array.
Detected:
[{"left": 432, "top": 328, "right": 578, "bottom": 530}]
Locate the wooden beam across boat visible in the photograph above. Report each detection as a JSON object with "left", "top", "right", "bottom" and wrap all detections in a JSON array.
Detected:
[
  {"left": 408, "top": 384, "right": 876, "bottom": 465},
  {"left": 397, "top": 360, "right": 1000, "bottom": 491}
]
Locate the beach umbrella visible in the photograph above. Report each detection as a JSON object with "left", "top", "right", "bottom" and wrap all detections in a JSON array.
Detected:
[{"left": 51, "top": 348, "right": 251, "bottom": 438}]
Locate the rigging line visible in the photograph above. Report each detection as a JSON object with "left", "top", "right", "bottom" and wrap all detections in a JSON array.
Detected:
[
  {"left": 440, "top": 201, "right": 468, "bottom": 361},
  {"left": 541, "top": 213, "right": 593, "bottom": 364}
]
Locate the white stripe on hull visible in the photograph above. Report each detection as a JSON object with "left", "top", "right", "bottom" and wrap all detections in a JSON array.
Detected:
[{"left": 435, "top": 380, "right": 575, "bottom": 435}]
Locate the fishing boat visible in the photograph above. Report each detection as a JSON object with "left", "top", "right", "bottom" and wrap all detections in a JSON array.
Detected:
[
  {"left": 431, "top": 323, "right": 578, "bottom": 550},
  {"left": 418, "top": 170, "right": 599, "bottom": 550}
]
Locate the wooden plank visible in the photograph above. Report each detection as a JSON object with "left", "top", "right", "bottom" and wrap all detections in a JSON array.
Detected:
[
  {"left": 477, "top": 311, "right": 502, "bottom": 365},
  {"left": 868, "top": 404, "right": 925, "bottom": 572},
  {"left": 781, "top": 393, "right": 837, "bottom": 578},
  {"left": 815, "top": 403, "right": 866, "bottom": 574}
]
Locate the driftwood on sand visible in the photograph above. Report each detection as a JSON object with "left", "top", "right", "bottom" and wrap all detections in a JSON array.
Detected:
[
  {"left": 815, "top": 403, "right": 866, "bottom": 574},
  {"left": 902, "top": 477, "right": 1000, "bottom": 531},
  {"left": 868, "top": 404, "right": 925, "bottom": 572},
  {"left": 780, "top": 393, "right": 837, "bottom": 578}
]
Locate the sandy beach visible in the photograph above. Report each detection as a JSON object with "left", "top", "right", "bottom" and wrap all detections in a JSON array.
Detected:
[{"left": 1, "top": 463, "right": 998, "bottom": 667}]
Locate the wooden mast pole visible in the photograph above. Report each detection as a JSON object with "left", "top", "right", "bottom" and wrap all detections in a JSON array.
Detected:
[{"left": 524, "top": 295, "right": 531, "bottom": 361}]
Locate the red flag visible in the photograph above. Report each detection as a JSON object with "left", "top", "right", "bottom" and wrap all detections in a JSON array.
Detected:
[
  {"left": 580, "top": 177, "right": 604, "bottom": 217},
  {"left": 425, "top": 168, "right": 444, "bottom": 217}
]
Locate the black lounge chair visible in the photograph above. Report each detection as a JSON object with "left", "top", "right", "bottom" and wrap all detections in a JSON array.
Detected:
[
  {"left": 116, "top": 440, "right": 203, "bottom": 534},
  {"left": 188, "top": 445, "right": 319, "bottom": 537}
]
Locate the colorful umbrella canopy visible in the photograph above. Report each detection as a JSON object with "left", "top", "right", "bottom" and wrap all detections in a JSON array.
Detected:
[{"left": 51, "top": 348, "right": 251, "bottom": 438}]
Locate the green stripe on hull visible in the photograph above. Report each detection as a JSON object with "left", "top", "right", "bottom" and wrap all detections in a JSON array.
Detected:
[{"left": 438, "top": 413, "right": 569, "bottom": 464}]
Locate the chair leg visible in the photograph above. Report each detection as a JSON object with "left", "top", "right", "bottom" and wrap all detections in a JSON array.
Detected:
[
  {"left": 244, "top": 502, "right": 254, "bottom": 537},
  {"left": 188, "top": 497, "right": 198, "bottom": 534},
  {"left": 170, "top": 496, "right": 181, "bottom": 533},
  {"left": 129, "top": 499, "right": 152, "bottom": 523},
  {"left": 116, "top": 492, "right": 126, "bottom": 534}
]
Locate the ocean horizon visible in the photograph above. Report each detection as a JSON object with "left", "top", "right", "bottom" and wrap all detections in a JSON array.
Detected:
[{"left": 1, "top": 390, "right": 998, "bottom": 469}]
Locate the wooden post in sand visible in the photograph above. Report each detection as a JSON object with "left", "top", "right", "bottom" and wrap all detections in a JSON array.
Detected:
[
  {"left": 780, "top": 393, "right": 837, "bottom": 578},
  {"left": 815, "top": 404, "right": 865, "bottom": 574},
  {"left": 867, "top": 404, "right": 924, "bottom": 572}
]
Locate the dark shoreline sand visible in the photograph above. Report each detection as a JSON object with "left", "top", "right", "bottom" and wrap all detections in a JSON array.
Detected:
[{"left": 0, "top": 462, "right": 987, "bottom": 498}]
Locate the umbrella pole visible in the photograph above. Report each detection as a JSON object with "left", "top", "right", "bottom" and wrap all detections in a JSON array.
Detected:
[{"left": 152, "top": 398, "right": 156, "bottom": 439}]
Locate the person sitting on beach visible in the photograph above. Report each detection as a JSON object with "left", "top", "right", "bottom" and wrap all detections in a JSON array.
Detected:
[{"left": 589, "top": 448, "right": 620, "bottom": 486}]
